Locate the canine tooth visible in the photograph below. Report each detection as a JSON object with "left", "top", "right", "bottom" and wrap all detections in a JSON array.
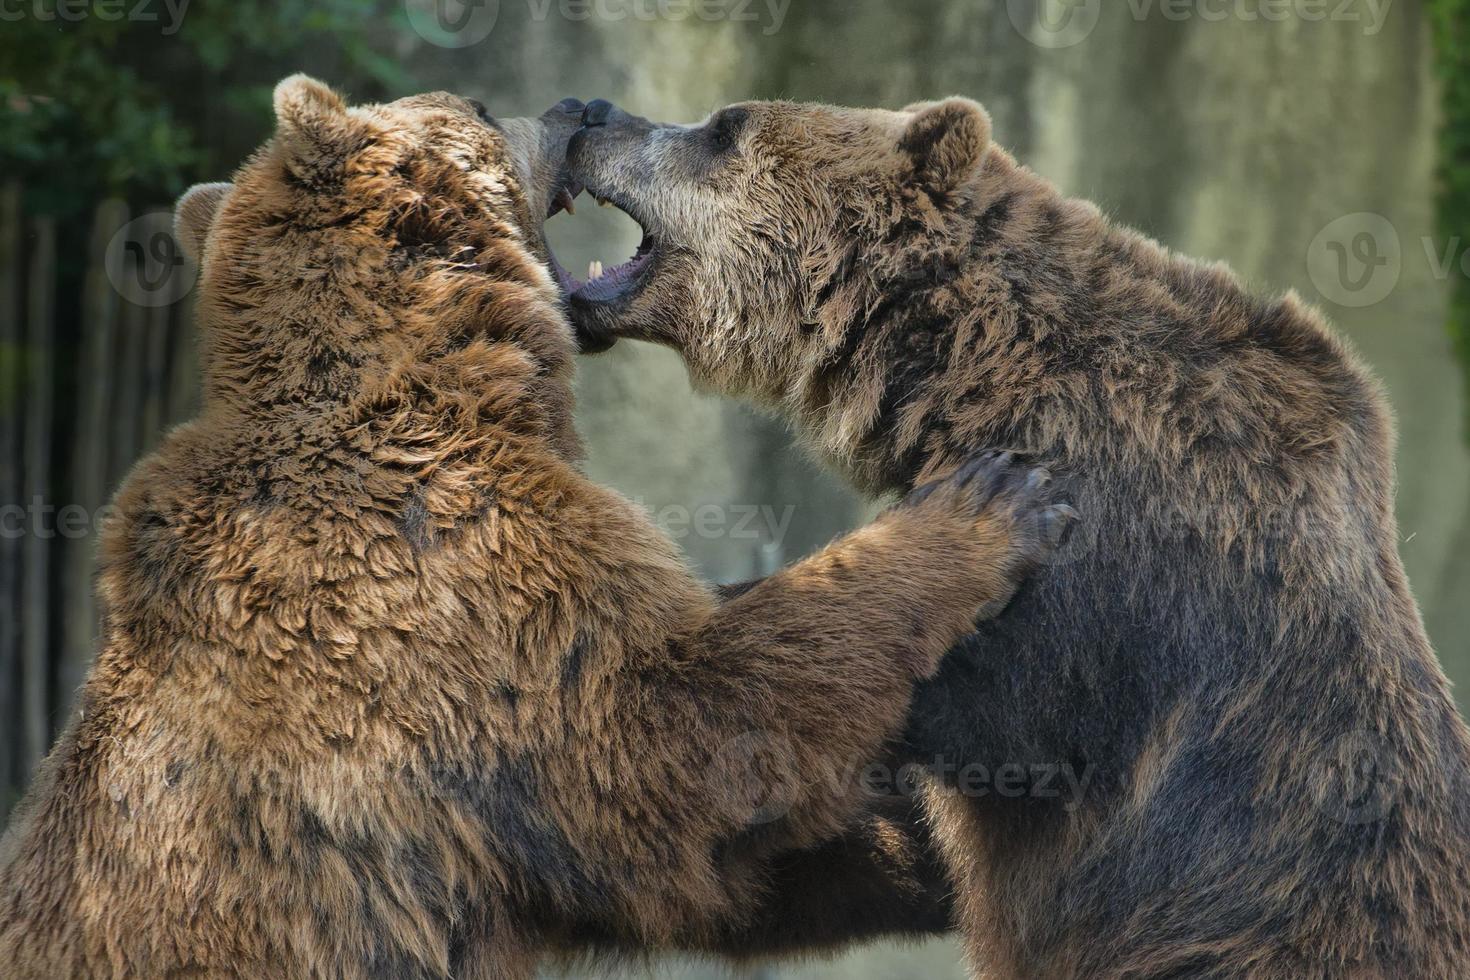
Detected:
[
  {"left": 588, "top": 260, "right": 603, "bottom": 280},
  {"left": 558, "top": 188, "right": 576, "bottom": 214}
]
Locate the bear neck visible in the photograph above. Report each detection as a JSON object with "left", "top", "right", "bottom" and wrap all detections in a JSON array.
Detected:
[
  {"left": 795, "top": 145, "right": 1372, "bottom": 502},
  {"left": 196, "top": 264, "right": 583, "bottom": 465}
]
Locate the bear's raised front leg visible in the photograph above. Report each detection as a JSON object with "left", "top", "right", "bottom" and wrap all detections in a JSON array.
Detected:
[{"left": 520, "top": 452, "right": 1073, "bottom": 950}]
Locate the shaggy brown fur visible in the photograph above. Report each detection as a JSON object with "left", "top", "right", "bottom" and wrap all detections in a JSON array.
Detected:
[
  {"left": 563, "top": 97, "right": 1470, "bottom": 978},
  {"left": 0, "top": 80, "right": 1075, "bottom": 979}
]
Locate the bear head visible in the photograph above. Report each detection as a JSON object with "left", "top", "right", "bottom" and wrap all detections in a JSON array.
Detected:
[
  {"left": 175, "top": 75, "right": 587, "bottom": 454},
  {"left": 556, "top": 97, "right": 991, "bottom": 402}
]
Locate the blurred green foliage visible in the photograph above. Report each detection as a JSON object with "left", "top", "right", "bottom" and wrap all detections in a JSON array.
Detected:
[
  {"left": 1430, "top": 0, "right": 1470, "bottom": 436},
  {"left": 0, "top": 0, "right": 420, "bottom": 215}
]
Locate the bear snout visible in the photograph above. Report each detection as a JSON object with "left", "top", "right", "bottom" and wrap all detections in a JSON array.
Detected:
[{"left": 581, "top": 98, "right": 618, "bottom": 127}]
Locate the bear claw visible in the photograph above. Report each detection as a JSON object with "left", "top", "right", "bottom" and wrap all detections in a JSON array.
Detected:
[
  {"left": 898, "top": 452, "right": 1079, "bottom": 566},
  {"left": 1039, "top": 502, "right": 1079, "bottom": 550}
]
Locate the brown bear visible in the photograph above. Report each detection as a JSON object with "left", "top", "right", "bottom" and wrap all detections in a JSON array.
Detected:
[
  {"left": 0, "top": 79, "right": 1075, "bottom": 979},
  {"left": 561, "top": 97, "right": 1470, "bottom": 978}
]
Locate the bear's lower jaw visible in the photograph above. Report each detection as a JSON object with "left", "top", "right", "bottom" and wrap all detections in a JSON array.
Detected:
[
  {"left": 566, "top": 242, "right": 656, "bottom": 302},
  {"left": 570, "top": 317, "right": 617, "bottom": 355},
  {"left": 550, "top": 231, "right": 658, "bottom": 307},
  {"left": 563, "top": 263, "right": 656, "bottom": 354}
]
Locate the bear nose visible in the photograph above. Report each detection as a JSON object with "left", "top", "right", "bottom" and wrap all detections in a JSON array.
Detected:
[
  {"left": 554, "top": 97, "right": 585, "bottom": 115},
  {"left": 582, "top": 99, "right": 615, "bottom": 127}
]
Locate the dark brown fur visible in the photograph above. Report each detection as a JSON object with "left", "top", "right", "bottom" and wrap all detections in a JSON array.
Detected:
[
  {"left": 0, "top": 81, "right": 1071, "bottom": 979},
  {"left": 564, "top": 97, "right": 1470, "bottom": 979}
]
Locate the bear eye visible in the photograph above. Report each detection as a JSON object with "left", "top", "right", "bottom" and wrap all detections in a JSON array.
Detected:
[{"left": 706, "top": 108, "right": 748, "bottom": 153}]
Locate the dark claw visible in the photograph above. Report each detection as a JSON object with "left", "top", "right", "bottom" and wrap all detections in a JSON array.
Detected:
[
  {"left": 957, "top": 451, "right": 1009, "bottom": 487},
  {"left": 953, "top": 456, "right": 988, "bottom": 485},
  {"left": 1039, "top": 502, "right": 1079, "bottom": 548}
]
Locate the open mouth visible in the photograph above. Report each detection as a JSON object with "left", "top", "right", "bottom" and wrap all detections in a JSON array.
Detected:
[{"left": 543, "top": 176, "right": 657, "bottom": 305}]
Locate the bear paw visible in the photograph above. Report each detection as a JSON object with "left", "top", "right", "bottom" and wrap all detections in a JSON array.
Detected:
[{"left": 898, "top": 450, "right": 1078, "bottom": 604}]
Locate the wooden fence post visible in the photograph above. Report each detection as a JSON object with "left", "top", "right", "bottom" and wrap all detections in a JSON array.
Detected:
[
  {"left": 109, "top": 295, "right": 147, "bottom": 492},
  {"left": 166, "top": 292, "right": 200, "bottom": 425},
  {"left": 140, "top": 298, "right": 171, "bottom": 454},
  {"left": 0, "top": 182, "right": 22, "bottom": 803},
  {"left": 21, "top": 214, "right": 56, "bottom": 775},
  {"left": 60, "top": 200, "right": 129, "bottom": 703}
]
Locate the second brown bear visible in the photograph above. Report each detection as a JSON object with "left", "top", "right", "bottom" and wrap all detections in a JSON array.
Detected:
[{"left": 565, "top": 96, "right": 1470, "bottom": 979}]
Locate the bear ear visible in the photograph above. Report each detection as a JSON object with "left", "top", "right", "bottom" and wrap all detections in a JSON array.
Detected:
[
  {"left": 272, "top": 74, "right": 355, "bottom": 168},
  {"left": 173, "top": 181, "right": 232, "bottom": 263},
  {"left": 899, "top": 97, "right": 990, "bottom": 192},
  {"left": 899, "top": 99, "right": 943, "bottom": 115}
]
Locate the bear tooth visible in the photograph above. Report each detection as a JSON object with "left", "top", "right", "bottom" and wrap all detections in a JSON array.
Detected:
[
  {"left": 589, "top": 260, "right": 603, "bottom": 280},
  {"left": 557, "top": 188, "right": 576, "bottom": 214}
]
